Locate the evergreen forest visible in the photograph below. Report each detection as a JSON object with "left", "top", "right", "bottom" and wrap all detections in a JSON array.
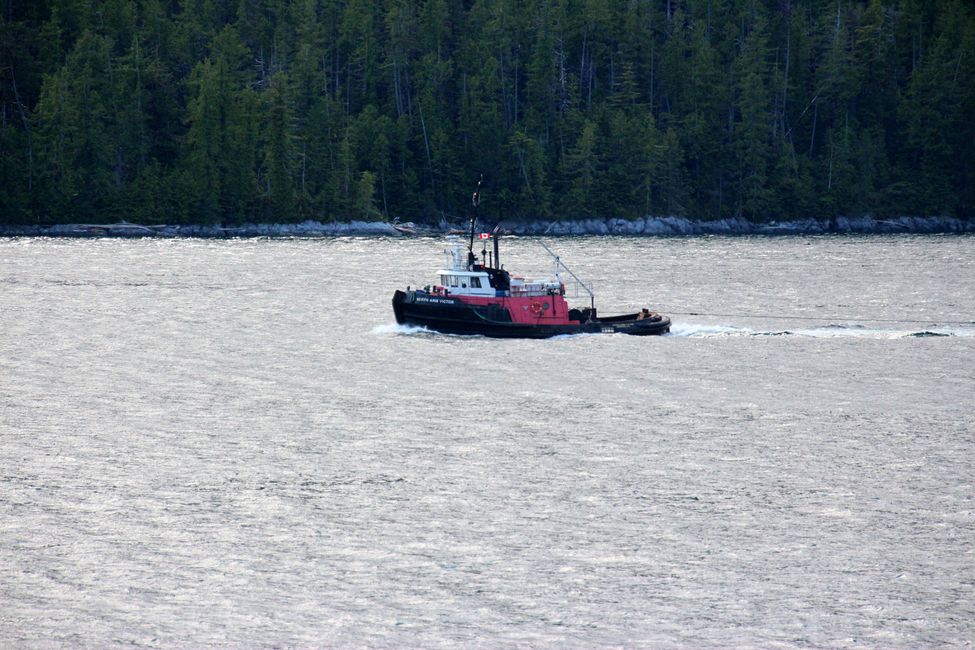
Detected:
[{"left": 1, "top": 0, "right": 973, "bottom": 226}]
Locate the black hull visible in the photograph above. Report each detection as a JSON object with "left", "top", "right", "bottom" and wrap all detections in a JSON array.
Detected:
[{"left": 392, "top": 290, "right": 670, "bottom": 338}]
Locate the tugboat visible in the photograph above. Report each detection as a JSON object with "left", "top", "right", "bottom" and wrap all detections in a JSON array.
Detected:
[{"left": 391, "top": 181, "right": 670, "bottom": 338}]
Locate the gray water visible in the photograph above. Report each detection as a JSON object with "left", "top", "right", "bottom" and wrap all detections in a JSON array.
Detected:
[{"left": 1, "top": 235, "right": 973, "bottom": 648}]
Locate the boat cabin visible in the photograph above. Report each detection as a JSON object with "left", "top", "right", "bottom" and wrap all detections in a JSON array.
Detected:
[
  {"left": 436, "top": 270, "right": 495, "bottom": 296},
  {"left": 432, "top": 239, "right": 563, "bottom": 299},
  {"left": 432, "top": 240, "right": 513, "bottom": 296}
]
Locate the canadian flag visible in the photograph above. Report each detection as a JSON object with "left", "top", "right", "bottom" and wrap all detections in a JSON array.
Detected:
[{"left": 478, "top": 232, "right": 492, "bottom": 239}]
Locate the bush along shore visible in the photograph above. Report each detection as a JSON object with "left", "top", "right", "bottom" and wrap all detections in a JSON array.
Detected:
[{"left": 2, "top": 216, "right": 973, "bottom": 238}]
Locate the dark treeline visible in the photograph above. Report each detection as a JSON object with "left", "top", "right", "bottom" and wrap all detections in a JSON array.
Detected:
[{"left": 1, "top": 0, "right": 973, "bottom": 226}]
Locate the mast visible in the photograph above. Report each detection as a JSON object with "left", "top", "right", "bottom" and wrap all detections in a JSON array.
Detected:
[
  {"left": 493, "top": 224, "right": 500, "bottom": 269},
  {"left": 467, "top": 175, "right": 482, "bottom": 269}
]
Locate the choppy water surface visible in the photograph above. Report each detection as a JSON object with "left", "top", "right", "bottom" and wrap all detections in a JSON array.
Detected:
[{"left": 1, "top": 235, "right": 973, "bottom": 647}]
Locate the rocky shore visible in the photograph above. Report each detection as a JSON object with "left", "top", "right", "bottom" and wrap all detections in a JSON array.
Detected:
[
  {"left": 508, "top": 215, "right": 974, "bottom": 235},
  {"left": 2, "top": 215, "right": 972, "bottom": 238}
]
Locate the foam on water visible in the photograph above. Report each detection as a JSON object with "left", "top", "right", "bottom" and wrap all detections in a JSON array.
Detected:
[
  {"left": 371, "top": 322, "right": 430, "bottom": 336},
  {"left": 667, "top": 323, "right": 747, "bottom": 337},
  {"left": 669, "top": 321, "right": 975, "bottom": 339}
]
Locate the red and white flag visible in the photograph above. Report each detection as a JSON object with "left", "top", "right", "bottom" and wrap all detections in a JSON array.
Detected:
[{"left": 478, "top": 232, "right": 492, "bottom": 240}]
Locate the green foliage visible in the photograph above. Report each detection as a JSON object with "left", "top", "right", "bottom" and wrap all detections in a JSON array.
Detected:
[
  {"left": 354, "top": 170, "right": 380, "bottom": 219},
  {"left": 2, "top": 0, "right": 974, "bottom": 225},
  {"left": 183, "top": 28, "right": 258, "bottom": 225},
  {"left": 33, "top": 31, "right": 118, "bottom": 220}
]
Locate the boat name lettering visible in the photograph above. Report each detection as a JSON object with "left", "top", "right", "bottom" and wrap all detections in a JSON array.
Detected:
[{"left": 415, "top": 296, "right": 456, "bottom": 305}]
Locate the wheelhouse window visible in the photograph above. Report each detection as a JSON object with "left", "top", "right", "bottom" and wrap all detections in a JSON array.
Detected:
[
  {"left": 449, "top": 275, "right": 459, "bottom": 287},
  {"left": 470, "top": 277, "right": 482, "bottom": 288}
]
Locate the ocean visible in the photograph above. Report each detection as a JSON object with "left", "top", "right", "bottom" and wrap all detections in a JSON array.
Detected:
[{"left": 1, "top": 234, "right": 972, "bottom": 647}]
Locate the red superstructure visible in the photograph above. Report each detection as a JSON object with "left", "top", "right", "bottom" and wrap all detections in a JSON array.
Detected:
[{"left": 426, "top": 285, "right": 572, "bottom": 325}]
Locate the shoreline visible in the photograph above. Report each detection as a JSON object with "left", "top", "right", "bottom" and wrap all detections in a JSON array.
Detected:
[{"left": 1, "top": 215, "right": 972, "bottom": 238}]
